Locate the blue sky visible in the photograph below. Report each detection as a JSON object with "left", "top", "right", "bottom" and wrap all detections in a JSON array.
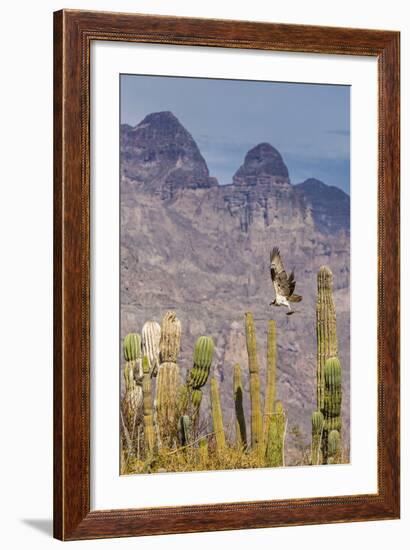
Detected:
[{"left": 121, "top": 74, "right": 350, "bottom": 194}]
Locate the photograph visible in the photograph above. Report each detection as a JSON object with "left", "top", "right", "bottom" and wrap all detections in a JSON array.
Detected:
[{"left": 119, "top": 74, "right": 350, "bottom": 475}]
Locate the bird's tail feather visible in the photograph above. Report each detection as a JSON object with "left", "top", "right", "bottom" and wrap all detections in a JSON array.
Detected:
[{"left": 288, "top": 294, "right": 302, "bottom": 303}]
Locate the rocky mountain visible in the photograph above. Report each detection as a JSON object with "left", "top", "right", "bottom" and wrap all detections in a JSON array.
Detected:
[
  {"left": 120, "top": 111, "right": 350, "bottom": 463},
  {"left": 121, "top": 111, "right": 218, "bottom": 195}
]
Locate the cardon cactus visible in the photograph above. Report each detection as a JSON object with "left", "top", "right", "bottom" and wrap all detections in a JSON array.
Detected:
[
  {"left": 312, "top": 410, "right": 325, "bottom": 434},
  {"left": 211, "top": 378, "right": 226, "bottom": 454},
  {"left": 142, "top": 356, "right": 155, "bottom": 456},
  {"left": 180, "top": 336, "right": 215, "bottom": 420},
  {"left": 322, "top": 356, "right": 342, "bottom": 463},
  {"left": 191, "top": 388, "right": 203, "bottom": 410},
  {"left": 156, "top": 311, "right": 182, "bottom": 444},
  {"left": 263, "top": 320, "right": 277, "bottom": 449},
  {"left": 323, "top": 357, "right": 342, "bottom": 419},
  {"left": 123, "top": 333, "right": 142, "bottom": 362},
  {"left": 159, "top": 311, "right": 181, "bottom": 363},
  {"left": 245, "top": 312, "right": 263, "bottom": 456},
  {"left": 187, "top": 336, "right": 214, "bottom": 389},
  {"left": 121, "top": 333, "right": 143, "bottom": 453},
  {"left": 156, "top": 362, "right": 181, "bottom": 442},
  {"left": 316, "top": 267, "right": 338, "bottom": 411},
  {"left": 142, "top": 321, "right": 161, "bottom": 377},
  {"left": 177, "top": 415, "right": 191, "bottom": 447},
  {"left": 122, "top": 362, "right": 143, "bottom": 428},
  {"left": 311, "top": 410, "right": 324, "bottom": 465},
  {"left": 121, "top": 361, "right": 143, "bottom": 453},
  {"left": 328, "top": 429, "right": 341, "bottom": 463},
  {"left": 123, "top": 332, "right": 142, "bottom": 381},
  {"left": 265, "top": 401, "right": 286, "bottom": 467},
  {"left": 233, "top": 363, "right": 247, "bottom": 451}
]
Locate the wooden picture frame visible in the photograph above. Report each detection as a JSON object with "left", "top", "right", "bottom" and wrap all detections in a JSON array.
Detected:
[{"left": 53, "top": 9, "right": 400, "bottom": 541}]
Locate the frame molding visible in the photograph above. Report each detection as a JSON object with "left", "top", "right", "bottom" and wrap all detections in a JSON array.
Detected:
[{"left": 54, "top": 9, "right": 400, "bottom": 540}]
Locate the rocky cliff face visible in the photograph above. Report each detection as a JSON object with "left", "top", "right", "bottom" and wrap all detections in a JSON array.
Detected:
[{"left": 120, "top": 112, "right": 350, "bottom": 462}]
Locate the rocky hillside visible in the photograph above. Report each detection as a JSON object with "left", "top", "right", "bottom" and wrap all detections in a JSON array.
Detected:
[{"left": 120, "top": 111, "right": 350, "bottom": 463}]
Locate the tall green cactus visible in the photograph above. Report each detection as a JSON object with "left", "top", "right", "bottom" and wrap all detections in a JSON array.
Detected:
[
  {"left": 211, "top": 378, "right": 226, "bottom": 455},
  {"left": 245, "top": 312, "right": 263, "bottom": 456},
  {"left": 263, "top": 320, "right": 277, "bottom": 449},
  {"left": 142, "top": 321, "right": 161, "bottom": 377},
  {"left": 233, "top": 363, "right": 247, "bottom": 451},
  {"left": 316, "top": 266, "right": 338, "bottom": 411},
  {"left": 311, "top": 410, "right": 324, "bottom": 465},
  {"left": 182, "top": 336, "right": 214, "bottom": 418},
  {"left": 322, "top": 357, "right": 342, "bottom": 463},
  {"left": 265, "top": 401, "right": 286, "bottom": 467},
  {"left": 156, "top": 311, "right": 181, "bottom": 442},
  {"left": 142, "top": 356, "right": 155, "bottom": 456}
]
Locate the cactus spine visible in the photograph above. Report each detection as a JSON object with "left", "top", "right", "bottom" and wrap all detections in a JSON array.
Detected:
[
  {"left": 142, "top": 356, "right": 155, "bottom": 456},
  {"left": 311, "top": 410, "right": 324, "bottom": 465},
  {"left": 233, "top": 363, "right": 247, "bottom": 450},
  {"left": 142, "top": 321, "right": 161, "bottom": 377},
  {"left": 316, "top": 267, "right": 338, "bottom": 411},
  {"left": 156, "top": 311, "right": 181, "bottom": 441},
  {"left": 245, "top": 312, "right": 263, "bottom": 455},
  {"left": 263, "top": 320, "right": 277, "bottom": 449},
  {"left": 211, "top": 378, "right": 226, "bottom": 454},
  {"left": 265, "top": 401, "right": 286, "bottom": 467}
]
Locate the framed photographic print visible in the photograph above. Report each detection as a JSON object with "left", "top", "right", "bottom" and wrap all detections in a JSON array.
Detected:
[{"left": 54, "top": 9, "right": 400, "bottom": 540}]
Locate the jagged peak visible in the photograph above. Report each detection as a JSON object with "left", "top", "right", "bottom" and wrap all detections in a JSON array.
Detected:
[
  {"left": 233, "top": 142, "right": 290, "bottom": 186},
  {"left": 120, "top": 111, "right": 218, "bottom": 191}
]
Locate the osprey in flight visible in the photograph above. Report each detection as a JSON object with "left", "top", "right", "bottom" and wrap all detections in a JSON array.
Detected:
[{"left": 270, "top": 247, "right": 302, "bottom": 315}]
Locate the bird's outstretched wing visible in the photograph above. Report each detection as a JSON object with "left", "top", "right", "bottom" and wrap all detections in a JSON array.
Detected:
[
  {"left": 270, "top": 247, "right": 291, "bottom": 297},
  {"left": 287, "top": 271, "right": 296, "bottom": 296}
]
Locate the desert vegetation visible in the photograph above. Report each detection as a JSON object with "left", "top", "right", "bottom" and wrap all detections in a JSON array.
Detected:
[{"left": 121, "top": 265, "right": 347, "bottom": 474}]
